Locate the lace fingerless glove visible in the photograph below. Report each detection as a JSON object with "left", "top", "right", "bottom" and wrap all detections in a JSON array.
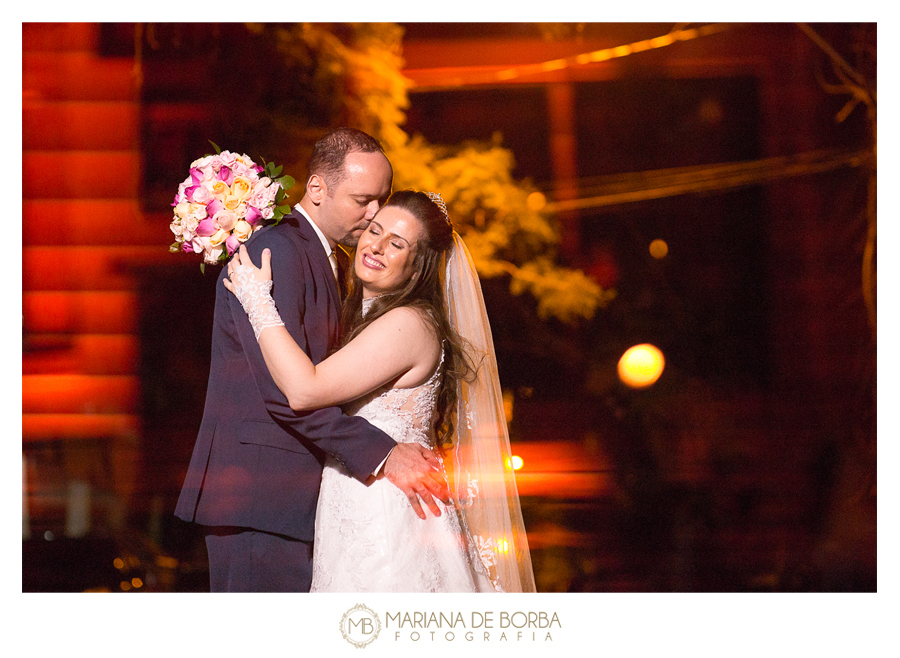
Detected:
[{"left": 229, "top": 265, "right": 285, "bottom": 340}]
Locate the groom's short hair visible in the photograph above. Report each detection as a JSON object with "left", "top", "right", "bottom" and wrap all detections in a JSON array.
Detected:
[{"left": 308, "top": 127, "right": 386, "bottom": 192}]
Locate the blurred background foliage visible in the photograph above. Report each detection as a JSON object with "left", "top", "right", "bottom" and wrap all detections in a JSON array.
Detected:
[{"left": 146, "top": 21, "right": 613, "bottom": 323}]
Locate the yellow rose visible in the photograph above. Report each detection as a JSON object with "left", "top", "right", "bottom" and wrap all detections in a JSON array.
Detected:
[
  {"left": 211, "top": 180, "right": 229, "bottom": 199},
  {"left": 209, "top": 228, "right": 229, "bottom": 247},
  {"left": 224, "top": 195, "right": 242, "bottom": 211},
  {"left": 233, "top": 219, "right": 253, "bottom": 242},
  {"left": 231, "top": 176, "right": 253, "bottom": 201}
]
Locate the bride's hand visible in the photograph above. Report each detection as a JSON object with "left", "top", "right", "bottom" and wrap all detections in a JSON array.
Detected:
[
  {"left": 224, "top": 244, "right": 272, "bottom": 295},
  {"left": 223, "top": 245, "right": 285, "bottom": 339}
]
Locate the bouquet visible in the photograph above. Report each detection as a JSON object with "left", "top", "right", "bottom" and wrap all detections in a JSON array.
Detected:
[{"left": 169, "top": 143, "right": 295, "bottom": 270}]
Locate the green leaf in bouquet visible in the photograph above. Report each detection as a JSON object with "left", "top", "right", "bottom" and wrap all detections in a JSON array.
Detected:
[
  {"left": 272, "top": 164, "right": 284, "bottom": 178},
  {"left": 169, "top": 241, "right": 182, "bottom": 253},
  {"left": 209, "top": 140, "right": 221, "bottom": 154},
  {"left": 278, "top": 175, "right": 296, "bottom": 191},
  {"left": 200, "top": 262, "right": 206, "bottom": 275}
]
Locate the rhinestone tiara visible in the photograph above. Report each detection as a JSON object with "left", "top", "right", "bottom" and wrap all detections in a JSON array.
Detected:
[{"left": 426, "top": 191, "right": 450, "bottom": 224}]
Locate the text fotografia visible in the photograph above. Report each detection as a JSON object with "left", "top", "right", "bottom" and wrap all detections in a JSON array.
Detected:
[{"left": 386, "top": 611, "right": 561, "bottom": 642}]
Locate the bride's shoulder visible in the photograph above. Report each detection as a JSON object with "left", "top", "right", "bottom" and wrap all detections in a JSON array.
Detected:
[
  {"left": 372, "top": 305, "right": 436, "bottom": 335},
  {"left": 365, "top": 305, "right": 441, "bottom": 355},
  {"left": 370, "top": 306, "right": 442, "bottom": 380}
]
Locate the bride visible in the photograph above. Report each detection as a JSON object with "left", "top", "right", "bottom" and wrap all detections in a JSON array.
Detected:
[{"left": 225, "top": 190, "right": 535, "bottom": 592}]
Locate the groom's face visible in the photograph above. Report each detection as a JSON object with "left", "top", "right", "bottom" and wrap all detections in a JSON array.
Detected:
[{"left": 322, "top": 151, "right": 393, "bottom": 249}]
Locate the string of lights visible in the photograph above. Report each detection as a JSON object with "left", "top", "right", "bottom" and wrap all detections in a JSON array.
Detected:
[
  {"left": 539, "top": 148, "right": 872, "bottom": 213},
  {"left": 408, "top": 23, "right": 732, "bottom": 89},
  {"left": 493, "top": 23, "right": 731, "bottom": 83}
]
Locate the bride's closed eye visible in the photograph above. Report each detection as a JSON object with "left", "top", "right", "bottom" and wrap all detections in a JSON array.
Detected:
[{"left": 367, "top": 224, "right": 407, "bottom": 250}]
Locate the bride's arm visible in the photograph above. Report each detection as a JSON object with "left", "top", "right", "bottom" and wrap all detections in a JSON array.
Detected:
[{"left": 225, "top": 245, "right": 438, "bottom": 411}]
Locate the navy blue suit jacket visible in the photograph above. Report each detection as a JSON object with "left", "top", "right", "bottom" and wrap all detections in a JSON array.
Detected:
[{"left": 175, "top": 212, "right": 396, "bottom": 541}]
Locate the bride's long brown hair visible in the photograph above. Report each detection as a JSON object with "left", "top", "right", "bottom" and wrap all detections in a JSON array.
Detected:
[{"left": 336, "top": 190, "right": 476, "bottom": 449}]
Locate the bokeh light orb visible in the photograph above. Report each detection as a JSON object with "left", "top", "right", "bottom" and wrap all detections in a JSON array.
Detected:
[
  {"left": 649, "top": 239, "right": 668, "bottom": 259},
  {"left": 617, "top": 343, "right": 665, "bottom": 388},
  {"left": 526, "top": 191, "right": 547, "bottom": 211}
]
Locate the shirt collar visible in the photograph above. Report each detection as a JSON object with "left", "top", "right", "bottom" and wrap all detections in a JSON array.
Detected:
[{"left": 294, "top": 203, "right": 332, "bottom": 258}]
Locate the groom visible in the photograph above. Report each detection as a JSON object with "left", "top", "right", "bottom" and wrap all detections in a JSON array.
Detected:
[{"left": 175, "top": 128, "right": 448, "bottom": 592}]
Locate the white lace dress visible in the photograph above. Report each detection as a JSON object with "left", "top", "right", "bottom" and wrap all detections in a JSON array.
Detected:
[{"left": 310, "top": 354, "right": 495, "bottom": 592}]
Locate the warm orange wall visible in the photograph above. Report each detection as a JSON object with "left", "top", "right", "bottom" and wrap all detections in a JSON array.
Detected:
[{"left": 22, "top": 23, "right": 165, "bottom": 511}]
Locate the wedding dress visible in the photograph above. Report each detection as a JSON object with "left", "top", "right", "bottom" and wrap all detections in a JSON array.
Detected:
[{"left": 310, "top": 348, "right": 495, "bottom": 592}]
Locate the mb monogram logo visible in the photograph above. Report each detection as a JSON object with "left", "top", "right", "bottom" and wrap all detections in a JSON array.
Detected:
[{"left": 340, "top": 604, "right": 382, "bottom": 648}]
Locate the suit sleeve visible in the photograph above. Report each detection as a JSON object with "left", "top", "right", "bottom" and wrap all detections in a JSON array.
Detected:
[{"left": 226, "top": 228, "right": 396, "bottom": 480}]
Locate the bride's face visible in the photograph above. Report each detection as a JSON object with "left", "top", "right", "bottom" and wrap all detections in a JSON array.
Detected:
[{"left": 354, "top": 206, "right": 424, "bottom": 298}]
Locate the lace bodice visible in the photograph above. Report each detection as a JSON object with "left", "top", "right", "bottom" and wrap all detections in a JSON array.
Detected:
[
  {"left": 343, "top": 296, "right": 443, "bottom": 449},
  {"left": 342, "top": 351, "right": 443, "bottom": 450}
]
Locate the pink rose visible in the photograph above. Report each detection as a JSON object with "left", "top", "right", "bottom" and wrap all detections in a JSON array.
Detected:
[
  {"left": 217, "top": 166, "right": 234, "bottom": 186},
  {"left": 244, "top": 205, "right": 262, "bottom": 226},
  {"left": 225, "top": 233, "right": 241, "bottom": 255},
  {"left": 213, "top": 209, "right": 238, "bottom": 233},
  {"left": 190, "top": 155, "right": 213, "bottom": 169},
  {"left": 196, "top": 218, "right": 217, "bottom": 237},
  {"left": 250, "top": 179, "right": 279, "bottom": 209},
  {"left": 219, "top": 151, "right": 238, "bottom": 170},
  {"left": 253, "top": 176, "right": 272, "bottom": 191},
  {"left": 191, "top": 184, "right": 213, "bottom": 205}
]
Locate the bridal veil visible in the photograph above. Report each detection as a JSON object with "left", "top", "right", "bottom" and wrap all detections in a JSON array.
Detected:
[{"left": 444, "top": 232, "right": 537, "bottom": 593}]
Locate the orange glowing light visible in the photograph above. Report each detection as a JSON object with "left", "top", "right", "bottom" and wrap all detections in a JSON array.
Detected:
[
  {"left": 510, "top": 455, "right": 524, "bottom": 471},
  {"left": 526, "top": 191, "right": 547, "bottom": 211},
  {"left": 131, "top": 577, "right": 143, "bottom": 588},
  {"left": 541, "top": 58, "right": 568, "bottom": 72},
  {"left": 495, "top": 538, "right": 510, "bottom": 554},
  {"left": 649, "top": 239, "right": 668, "bottom": 259},
  {"left": 617, "top": 344, "right": 665, "bottom": 388}
]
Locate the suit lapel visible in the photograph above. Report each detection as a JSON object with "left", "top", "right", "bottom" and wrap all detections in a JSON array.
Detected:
[{"left": 292, "top": 211, "right": 342, "bottom": 316}]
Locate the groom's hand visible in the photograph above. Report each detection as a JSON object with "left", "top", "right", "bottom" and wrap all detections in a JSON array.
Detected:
[{"left": 384, "top": 443, "right": 450, "bottom": 520}]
